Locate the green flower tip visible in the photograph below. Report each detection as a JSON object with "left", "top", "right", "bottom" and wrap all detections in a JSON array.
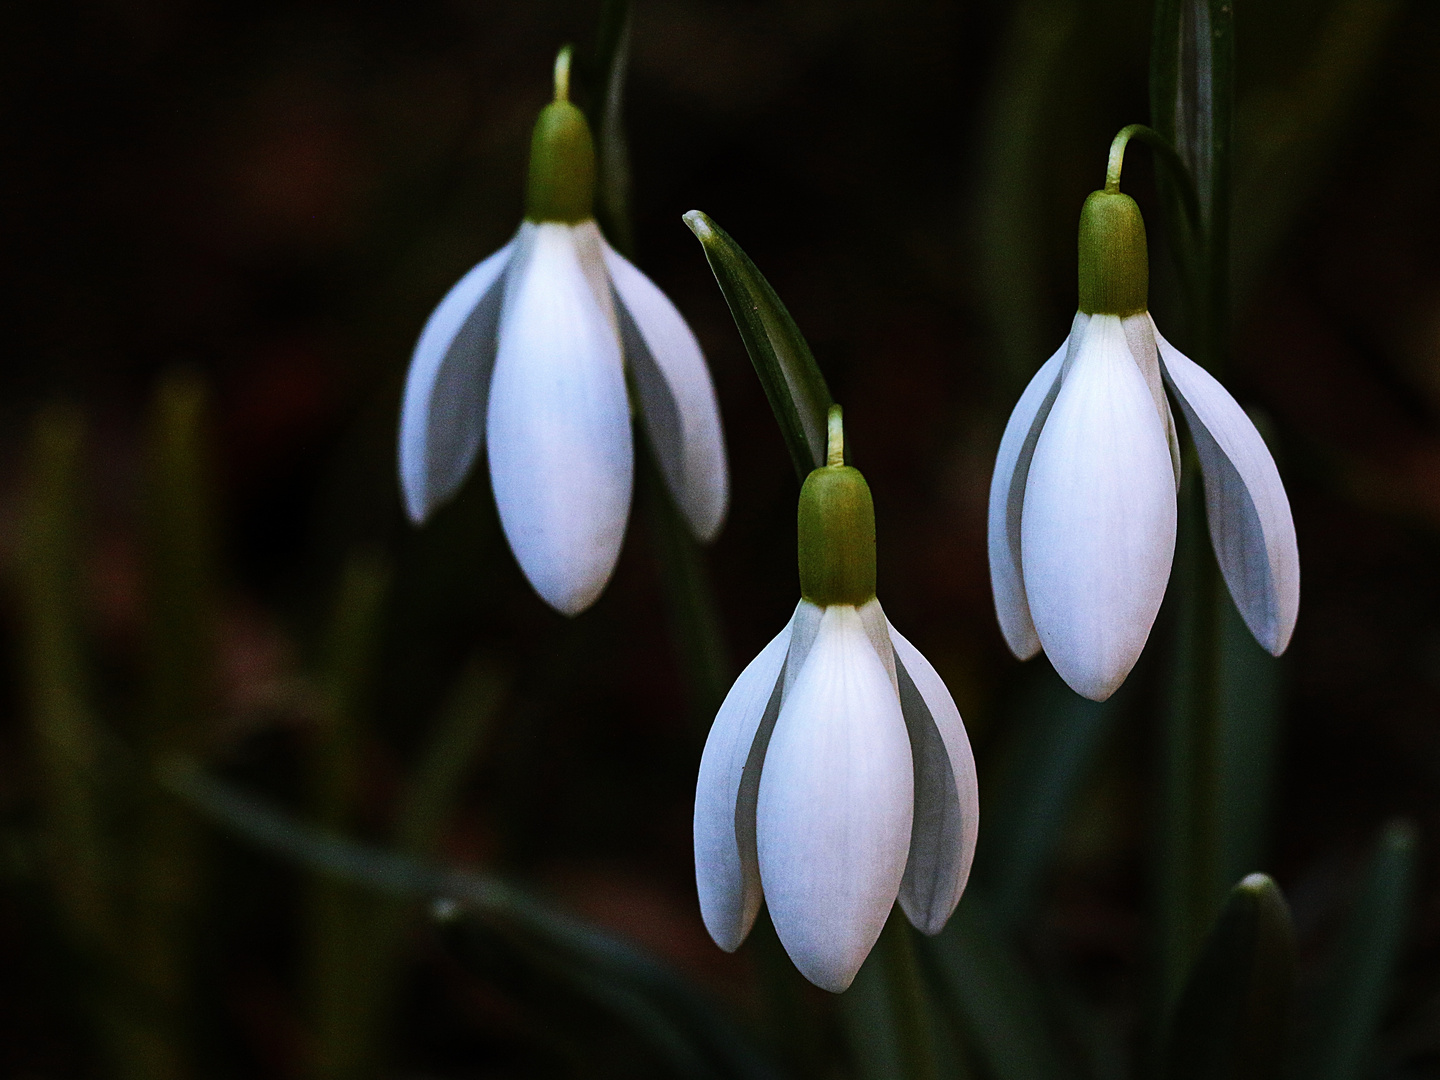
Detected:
[
  {"left": 798, "top": 406, "right": 876, "bottom": 607},
  {"left": 1077, "top": 190, "right": 1148, "bottom": 317},
  {"left": 525, "top": 45, "right": 595, "bottom": 224}
]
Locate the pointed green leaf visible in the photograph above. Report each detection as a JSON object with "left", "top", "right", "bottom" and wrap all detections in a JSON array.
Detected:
[
  {"left": 683, "top": 210, "right": 833, "bottom": 480},
  {"left": 1164, "top": 874, "right": 1297, "bottom": 1080},
  {"left": 1293, "top": 820, "right": 1417, "bottom": 1080}
]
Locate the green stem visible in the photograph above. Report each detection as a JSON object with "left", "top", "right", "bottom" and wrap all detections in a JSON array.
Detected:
[
  {"left": 1149, "top": 5, "right": 1240, "bottom": 1057},
  {"left": 1191, "top": 543, "right": 1224, "bottom": 938},
  {"left": 883, "top": 915, "right": 941, "bottom": 1080},
  {"left": 1160, "top": 467, "right": 1226, "bottom": 1008},
  {"left": 1103, "top": 123, "right": 1203, "bottom": 236}
]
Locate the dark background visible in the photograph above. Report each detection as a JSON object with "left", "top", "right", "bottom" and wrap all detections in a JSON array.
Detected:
[{"left": 2, "top": 0, "right": 1440, "bottom": 1075}]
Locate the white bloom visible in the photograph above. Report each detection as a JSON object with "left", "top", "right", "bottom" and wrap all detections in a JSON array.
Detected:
[
  {"left": 397, "top": 219, "right": 728, "bottom": 615},
  {"left": 988, "top": 310, "right": 1299, "bottom": 700},
  {"left": 694, "top": 597, "right": 979, "bottom": 992}
]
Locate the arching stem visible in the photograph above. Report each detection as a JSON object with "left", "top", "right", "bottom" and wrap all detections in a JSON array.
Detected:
[{"left": 1105, "top": 123, "right": 1203, "bottom": 235}]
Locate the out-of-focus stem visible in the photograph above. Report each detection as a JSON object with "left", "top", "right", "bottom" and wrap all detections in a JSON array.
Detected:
[
  {"left": 17, "top": 408, "right": 111, "bottom": 951},
  {"left": 307, "top": 553, "right": 388, "bottom": 1080},
  {"left": 129, "top": 371, "right": 220, "bottom": 1080},
  {"left": 883, "top": 914, "right": 941, "bottom": 1080}
]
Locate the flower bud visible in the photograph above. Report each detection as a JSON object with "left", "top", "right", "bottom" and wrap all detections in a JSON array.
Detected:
[
  {"left": 525, "top": 50, "right": 596, "bottom": 224},
  {"left": 1077, "top": 190, "right": 1148, "bottom": 317}
]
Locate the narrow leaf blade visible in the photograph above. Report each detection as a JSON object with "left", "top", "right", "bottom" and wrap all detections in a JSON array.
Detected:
[
  {"left": 1295, "top": 820, "right": 1418, "bottom": 1080},
  {"left": 922, "top": 893, "right": 1078, "bottom": 1080},
  {"left": 1165, "top": 873, "right": 1297, "bottom": 1080},
  {"left": 683, "top": 210, "right": 833, "bottom": 479}
]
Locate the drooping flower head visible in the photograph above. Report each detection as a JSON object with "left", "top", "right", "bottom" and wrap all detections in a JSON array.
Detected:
[
  {"left": 695, "top": 407, "right": 978, "bottom": 992},
  {"left": 988, "top": 162, "right": 1299, "bottom": 701},
  {"left": 398, "top": 47, "right": 728, "bottom": 615}
]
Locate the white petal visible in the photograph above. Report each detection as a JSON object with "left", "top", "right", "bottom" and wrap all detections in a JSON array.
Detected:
[
  {"left": 756, "top": 604, "right": 913, "bottom": 993},
  {"left": 887, "top": 621, "right": 978, "bottom": 936},
  {"left": 487, "top": 222, "right": 632, "bottom": 615},
  {"left": 398, "top": 230, "right": 524, "bottom": 523},
  {"left": 602, "top": 241, "right": 730, "bottom": 541},
  {"left": 781, "top": 599, "right": 824, "bottom": 701},
  {"left": 1154, "top": 321, "right": 1300, "bottom": 654},
  {"left": 856, "top": 598, "right": 898, "bottom": 694},
  {"left": 1122, "top": 313, "right": 1182, "bottom": 488},
  {"left": 694, "top": 610, "right": 796, "bottom": 951},
  {"left": 987, "top": 313, "right": 1088, "bottom": 660},
  {"left": 1021, "top": 314, "right": 1177, "bottom": 701}
]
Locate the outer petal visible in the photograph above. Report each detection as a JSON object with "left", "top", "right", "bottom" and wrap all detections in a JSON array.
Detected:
[
  {"left": 1022, "top": 314, "right": 1177, "bottom": 701},
  {"left": 398, "top": 230, "right": 524, "bottom": 522},
  {"left": 1121, "top": 313, "right": 1181, "bottom": 487},
  {"left": 987, "top": 313, "right": 1088, "bottom": 660},
  {"left": 1154, "top": 321, "right": 1300, "bottom": 654},
  {"left": 602, "top": 241, "right": 730, "bottom": 541},
  {"left": 781, "top": 599, "right": 825, "bottom": 700},
  {"left": 487, "top": 222, "right": 632, "bottom": 616},
  {"left": 757, "top": 604, "right": 913, "bottom": 992},
  {"left": 694, "top": 609, "right": 796, "bottom": 951},
  {"left": 887, "top": 622, "right": 978, "bottom": 936}
]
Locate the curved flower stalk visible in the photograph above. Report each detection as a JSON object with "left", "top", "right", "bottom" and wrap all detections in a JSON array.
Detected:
[
  {"left": 695, "top": 408, "right": 978, "bottom": 992},
  {"left": 988, "top": 175, "right": 1299, "bottom": 702},
  {"left": 398, "top": 48, "right": 728, "bottom": 615}
]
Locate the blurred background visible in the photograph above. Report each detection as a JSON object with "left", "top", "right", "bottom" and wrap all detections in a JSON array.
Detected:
[{"left": 2, "top": 0, "right": 1439, "bottom": 1076}]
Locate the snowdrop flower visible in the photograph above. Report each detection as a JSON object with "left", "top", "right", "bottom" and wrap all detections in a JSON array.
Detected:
[
  {"left": 695, "top": 408, "right": 978, "bottom": 992},
  {"left": 398, "top": 48, "right": 727, "bottom": 615},
  {"left": 988, "top": 183, "right": 1299, "bottom": 701}
]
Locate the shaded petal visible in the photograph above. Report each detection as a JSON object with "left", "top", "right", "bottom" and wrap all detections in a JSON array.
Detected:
[
  {"left": 1155, "top": 321, "right": 1300, "bottom": 654},
  {"left": 757, "top": 604, "right": 913, "bottom": 992},
  {"left": 694, "top": 609, "right": 796, "bottom": 951},
  {"left": 888, "top": 621, "right": 978, "bottom": 936},
  {"left": 1122, "top": 313, "right": 1181, "bottom": 488},
  {"left": 487, "top": 222, "right": 631, "bottom": 615},
  {"left": 780, "top": 599, "right": 824, "bottom": 701},
  {"left": 398, "top": 230, "right": 524, "bottom": 522},
  {"left": 1022, "top": 314, "right": 1177, "bottom": 701},
  {"left": 856, "top": 598, "right": 898, "bottom": 694},
  {"left": 603, "top": 240, "right": 730, "bottom": 541},
  {"left": 987, "top": 313, "right": 1088, "bottom": 660}
]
